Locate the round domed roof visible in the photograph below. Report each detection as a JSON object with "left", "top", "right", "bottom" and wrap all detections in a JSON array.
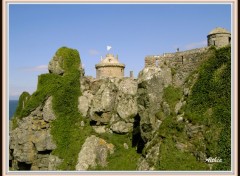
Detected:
[
  {"left": 95, "top": 53, "right": 125, "bottom": 69},
  {"left": 208, "top": 27, "right": 230, "bottom": 35},
  {"left": 100, "top": 54, "right": 120, "bottom": 64}
]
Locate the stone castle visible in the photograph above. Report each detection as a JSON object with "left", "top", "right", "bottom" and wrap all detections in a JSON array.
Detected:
[{"left": 95, "top": 27, "right": 230, "bottom": 79}]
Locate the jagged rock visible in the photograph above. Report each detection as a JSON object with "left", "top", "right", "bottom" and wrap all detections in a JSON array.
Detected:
[
  {"left": 137, "top": 157, "right": 150, "bottom": 170},
  {"left": 33, "top": 129, "right": 56, "bottom": 151},
  {"left": 76, "top": 135, "right": 114, "bottom": 170},
  {"left": 162, "top": 101, "right": 170, "bottom": 116},
  {"left": 137, "top": 66, "right": 172, "bottom": 142},
  {"left": 78, "top": 92, "right": 93, "bottom": 117},
  {"left": 184, "top": 87, "right": 190, "bottom": 96},
  {"left": 110, "top": 121, "right": 133, "bottom": 134},
  {"left": 175, "top": 101, "right": 183, "bottom": 115},
  {"left": 186, "top": 124, "right": 204, "bottom": 138},
  {"left": 42, "top": 96, "right": 55, "bottom": 122},
  {"left": 80, "top": 121, "right": 85, "bottom": 127},
  {"left": 119, "top": 78, "right": 138, "bottom": 95},
  {"left": 177, "top": 114, "right": 184, "bottom": 122},
  {"left": 116, "top": 95, "right": 138, "bottom": 121},
  {"left": 10, "top": 98, "right": 57, "bottom": 170},
  {"left": 123, "top": 143, "right": 129, "bottom": 149},
  {"left": 110, "top": 114, "right": 121, "bottom": 125},
  {"left": 138, "top": 133, "right": 161, "bottom": 170},
  {"left": 92, "top": 126, "right": 106, "bottom": 134},
  {"left": 176, "top": 142, "right": 187, "bottom": 152},
  {"left": 12, "top": 141, "right": 35, "bottom": 164},
  {"left": 48, "top": 55, "right": 64, "bottom": 75},
  {"left": 48, "top": 155, "right": 63, "bottom": 170}
]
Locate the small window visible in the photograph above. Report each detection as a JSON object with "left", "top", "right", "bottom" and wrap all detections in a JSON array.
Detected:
[
  {"left": 109, "top": 59, "right": 111, "bottom": 62},
  {"left": 229, "top": 37, "right": 231, "bottom": 44}
]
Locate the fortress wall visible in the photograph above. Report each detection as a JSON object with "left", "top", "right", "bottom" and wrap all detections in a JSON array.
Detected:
[
  {"left": 145, "top": 57, "right": 156, "bottom": 67},
  {"left": 145, "top": 47, "right": 209, "bottom": 68},
  {"left": 144, "top": 47, "right": 209, "bottom": 86}
]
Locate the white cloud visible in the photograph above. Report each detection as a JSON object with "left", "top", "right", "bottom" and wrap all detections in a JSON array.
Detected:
[
  {"left": 21, "top": 65, "right": 48, "bottom": 72},
  {"left": 88, "top": 49, "right": 99, "bottom": 56},
  {"left": 184, "top": 40, "right": 207, "bottom": 50}
]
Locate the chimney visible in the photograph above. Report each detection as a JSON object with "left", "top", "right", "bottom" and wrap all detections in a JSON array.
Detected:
[{"left": 130, "top": 71, "right": 134, "bottom": 79}]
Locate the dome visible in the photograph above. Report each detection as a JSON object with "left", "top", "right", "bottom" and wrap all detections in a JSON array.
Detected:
[
  {"left": 98, "top": 54, "right": 123, "bottom": 65},
  {"left": 208, "top": 27, "right": 230, "bottom": 35}
]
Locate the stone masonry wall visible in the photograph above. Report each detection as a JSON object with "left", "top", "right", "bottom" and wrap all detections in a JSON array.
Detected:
[
  {"left": 144, "top": 47, "right": 209, "bottom": 86},
  {"left": 96, "top": 66, "right": 124, "bottom": 79},
  {"left": 208, "top": 33, "right": 231, "bottom": 47}
]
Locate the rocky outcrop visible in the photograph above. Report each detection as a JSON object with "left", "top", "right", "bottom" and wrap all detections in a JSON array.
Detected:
[
  {"left": 48, "top": 55, "right": 65, "bottom": 75},
  {"left": 137, "top": 66, "right": 172, "bottom": 142},
  {"left": 76, "top": 135, "right": 114, "bottom": 170},
  {"left": 78, "top": 77, "right": 138, "bottom": 134},
  {"left": 9, "top": 96, "right": 62, "bottom": 170}
]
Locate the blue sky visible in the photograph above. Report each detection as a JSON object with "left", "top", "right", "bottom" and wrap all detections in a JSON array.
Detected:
[{"left": 8, "top": 3, "right": 231, "bottom": 100}]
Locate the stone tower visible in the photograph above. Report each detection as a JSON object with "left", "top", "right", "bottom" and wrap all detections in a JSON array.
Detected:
[
  {"left": 207, "top": 27, "right": 231, "bottom": 47},
  {"left": 95, "top": 54, "right": 125, "bottom": 79}
]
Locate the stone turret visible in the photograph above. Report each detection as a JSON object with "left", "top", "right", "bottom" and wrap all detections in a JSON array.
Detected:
[
  {"left": 95, "top": 54, "right": 125, "bottom": 79},
  {"left": 207, "top": 27, "right": 231, "bottom": 47}
]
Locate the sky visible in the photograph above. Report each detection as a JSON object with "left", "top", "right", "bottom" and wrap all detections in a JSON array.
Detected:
[{"left": 8, "top": 3, "right": 231, "bottom": 100}]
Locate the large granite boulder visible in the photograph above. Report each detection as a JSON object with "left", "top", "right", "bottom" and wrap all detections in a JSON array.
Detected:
[{"left": 75, "top": 135, "right": 114, "bottom": 170}]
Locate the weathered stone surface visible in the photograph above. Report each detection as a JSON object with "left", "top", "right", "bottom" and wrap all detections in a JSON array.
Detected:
[
  {"left": 78, "top": 92, "right": 93, "bottom": 117},
  {"left": 76, "top": 135, "right": 114, "bottom": 170},
  {"left": 175, "top": 101, "right": 183, "bottom": 115},
  {"left": 119, "top": 78, "right": 138, "bottom": 95},
  {"left": 176, "top": 142, "right": 187, "bottom": 152},
  {"left": 42, "top": 97, "right": 55, "bottom": 122},
  {"left": 137, "top": 66, "right": 172, "bottom": 142},
  {"left": 48, "top": 55, "right": 64, "bottom": 75},
  {"left": 116, "top": 95, "right": 138, "bottom": 121},
  {"left": 162, "top": 101, "right": 170, "bottom": 116},
  {"left": 33, "top": 129, "right": 56, "bottom": 151},
  {"left": 48, "top": 155, "right": 63, "bottom": 170},
  {"left": 177, "top": 114, "right": 184, "bottom": 122},
  {"left": 110, "top": 121, "right": 133, "bottom": 134},
  {"left": 92, "top": 126, "right": 106, "bottom": 134},
  {"left": 137, "top": 157, "right": 150, "bottom": 171},
  {"left": 123, "top": 143, "right": 129, "bottom": 149},
  {"left": 9, "top": 98, "right": 59, "bottom": 170}
]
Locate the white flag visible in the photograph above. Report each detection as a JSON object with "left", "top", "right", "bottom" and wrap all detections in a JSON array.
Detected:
[{"left": 107, "top": 46, "right": 112, "bottom": 51}]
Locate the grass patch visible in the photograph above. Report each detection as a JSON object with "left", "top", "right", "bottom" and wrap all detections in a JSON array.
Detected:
[
  {"left": 162, "top": 85, "right": 182, "bottom": 113},
  {"left": 157, "top": 138, "right": 208, "bottom": 170}
]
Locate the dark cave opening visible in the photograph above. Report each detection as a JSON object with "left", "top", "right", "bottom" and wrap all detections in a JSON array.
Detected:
[
  {"left": 132, "top": 114, "right": 145, "bottom": 153},
  {"left": 9, "top": 160, "right": 12, "bottom": 167},
  {"left": 18, "top": 162, "right": 32, "bottom": 170},
  {"left": 90, "top": 120, "right": 97, "bottom": 126},
  {"left": 37, "top": 150, "right": 52, "bottom": 154}
]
